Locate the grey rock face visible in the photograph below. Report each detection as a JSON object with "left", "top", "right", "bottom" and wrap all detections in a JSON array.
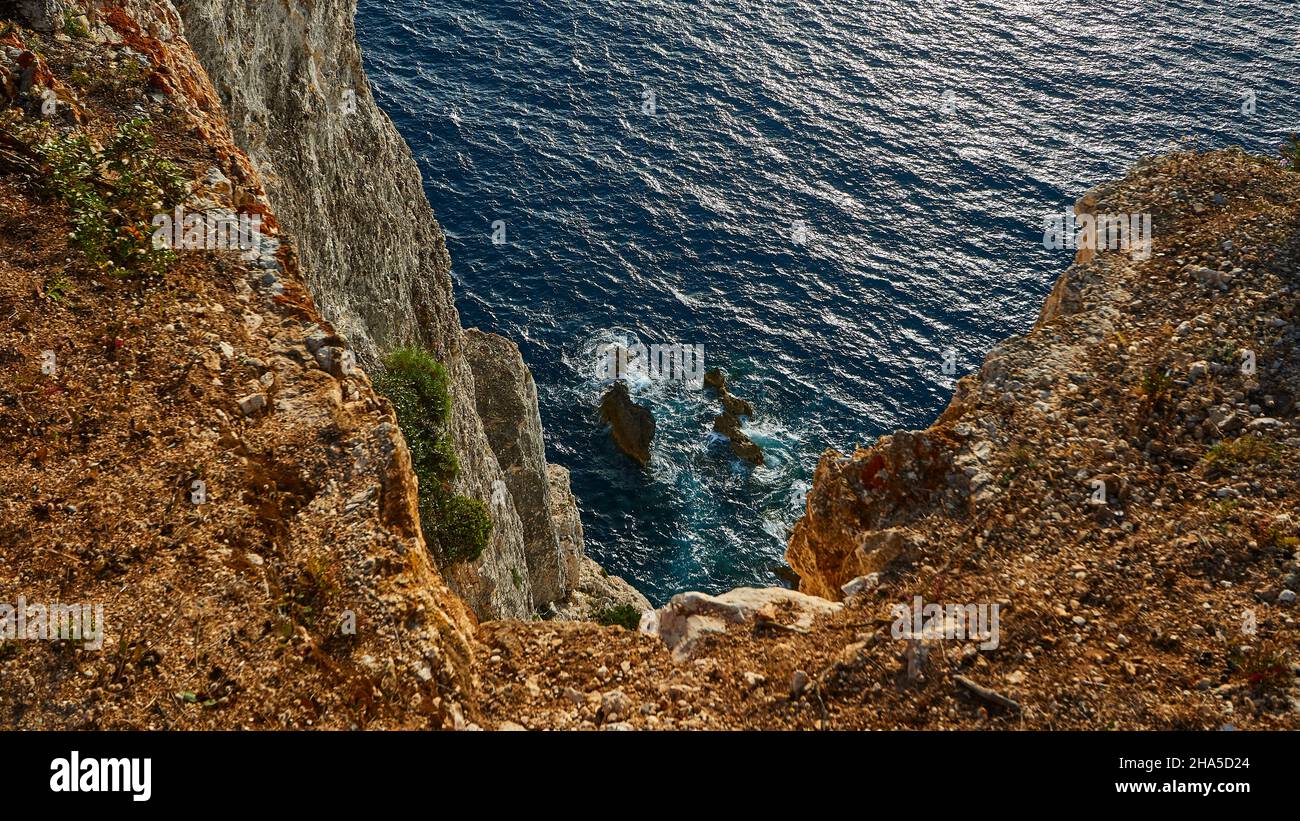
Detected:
[
  {"left": 4, "top": 0, "right": 68, "bottom": 32},
  {"left": 545, "top": 464, "right": 586, "bottom": 589},
  {"left": 464, "top": 329, "right": 568, "bottom": 608}
]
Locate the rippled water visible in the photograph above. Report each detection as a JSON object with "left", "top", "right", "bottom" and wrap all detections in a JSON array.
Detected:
[{"left": 357, "top": 0, "right": 1297, "bottom": 603}]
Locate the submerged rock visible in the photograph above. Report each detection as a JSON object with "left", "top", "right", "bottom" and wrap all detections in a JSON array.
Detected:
[
  {"left": 704, "top": 367, "right": 763, "bottom": 464},
  {"left": 599, "top": 381, "right": 655, "bottom": 466}
]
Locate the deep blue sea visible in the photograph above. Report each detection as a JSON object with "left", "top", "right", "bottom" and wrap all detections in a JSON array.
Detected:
[{"left": 356, "top": 0, "right": 1297, "bottom": 604}]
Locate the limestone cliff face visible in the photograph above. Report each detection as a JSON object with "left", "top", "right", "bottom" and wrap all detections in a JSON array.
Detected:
[
  {"left": 463, "top": 329, "right": 571, "bottom": 608},
  {"left": 170, "top": 0, "right": 617, "bottom": 619}
]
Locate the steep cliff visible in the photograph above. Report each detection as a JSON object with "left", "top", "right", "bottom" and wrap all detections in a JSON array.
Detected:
[{"left": 168, "top": 0, "right": 630, "bottom": 619}]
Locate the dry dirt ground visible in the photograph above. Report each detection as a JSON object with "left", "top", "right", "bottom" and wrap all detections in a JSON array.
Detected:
[{"left": 1, "top": 17, "right": 475, "bottom": 730}]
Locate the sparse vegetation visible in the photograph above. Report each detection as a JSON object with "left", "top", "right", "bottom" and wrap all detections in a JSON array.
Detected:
[
  {"left": 80, "top": 56, "right": 153, "bottom": 101},
  {"left": 278, "top": 553, "right": 342, "bottom": 631},
  {"left": 375, "top": 347, "right": 491, "bottom": 564},
  {"left": 1237, "top": 641, "right": 1293, "bottom": 699},
  {"left": 1201, "top": 339, "right": 1237, "bottom": 366},
  {"left": 1138, "top": 365, "right": 1173, "bottom": 403},
  {"left": 1282, "top": 133, "right": 1300, "bottom": 171},
  {"left": 593, "top": 603, "right": 642, "bottom": 630},
  {"left": 35, "top": 119, "right": 186, "bottom": 277},
  {"left": 1008, "top": 446, "right": 1034, "bottom": 466},
  {"left": 43, "top": 272, "right": 72, "bottom": 301},
  {"left": 1205, "top": 434, "right": 1281, "bottom": 472},
  {"left": 62, "top": 10, "right": 89, "bottom": 38}
]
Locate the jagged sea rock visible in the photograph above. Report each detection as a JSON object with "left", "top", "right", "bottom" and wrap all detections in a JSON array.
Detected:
[
  {"left": 704, "top": 367, "right": 755, "bottom": 415},
  {"left": 600, "top": 381, "right": 655, "bottom": 465},
  {"left": 704, "top": 367, "right": 762, "bottom": 464},
  {"left": 770, "top": 563, "right": 801, "bottom": 588},
  {"left": 720, "top": 391, "right": 754, "bottom": 417}
]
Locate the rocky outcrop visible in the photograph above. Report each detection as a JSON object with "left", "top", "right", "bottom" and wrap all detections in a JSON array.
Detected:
[
  {"left": 463, "top": 329, "right": 568, "bottom": 608},
  {"left": 712, "top": 411, "right": 764, "bottom": 465},
  {"left": 599, "top": 381, "right": 655, "bottom": 465},
  {"left": 704, "top": 367, "right": 754, "bottom": 416},
  {"left": 172, "top": 0, "right": 578, "bottom": 620},
  {"left": 643, "top": 588, "right": 843, "bottom": 661},
  {"left": 552, "top": 555, "right": 653, "bottom": 621},
  {"left": 3, "top": 0, "right": 68, "bottom": 31},
  {"left": 786, "top": 430, "right": 955, "bottom": 599}
]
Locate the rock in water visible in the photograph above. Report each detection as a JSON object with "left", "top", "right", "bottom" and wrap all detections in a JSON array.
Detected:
[
  {"left": 703, "top": 367, "right": 727, "bottom": 392},
  {"left": 713, "top": 411, "right": 764, "bottom": 465},
  {"left": 600, "top": 381, "right": 655, "bottom": 465},
  {"left": 720, "top": 391, "right": 754, "bottom": 417},
  {"left": 704, "top": 367, "right": 763, "bottom": 464}
]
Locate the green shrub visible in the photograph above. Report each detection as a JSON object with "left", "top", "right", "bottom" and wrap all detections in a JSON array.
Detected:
[
  {"left": 378, "top": 348, "right": 452, "bottom": 425},
  {"left": 38, "top": 119, "right": 186, "bottom": 277},
  {"left": 375, "top": 347, "right": 457, "bottom": 480},
  {"left": 43, "top": 272, "right": 72, "bottom": 301},
  {"left": 375, "top": 347, "right": 489, "bottom": 563},
  {"left": 593, "top": 603, "right": 641, "bottom": 630},
  {"left": 62, "top": 10, "right": 89, "bottom": 38},
  {"left": 431, "top": 495, "right": 492, "bottom": 564}
]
